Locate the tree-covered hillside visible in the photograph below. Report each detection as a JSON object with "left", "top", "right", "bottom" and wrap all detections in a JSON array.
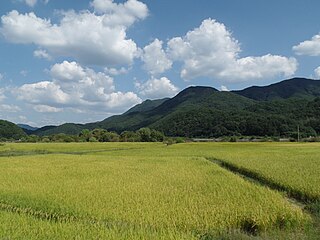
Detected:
[
  {"left": 30, "top": 78, "right": 320, "bottom": 138},
  {"left": 234, "top": 78, "right": 320, "bottom": 101},
  {"left": 0, "top": 120, "right": 26, "bottom": 140}
]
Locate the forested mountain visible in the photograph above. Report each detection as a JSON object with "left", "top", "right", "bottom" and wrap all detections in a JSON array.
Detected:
[
  {"left": 17, "top": 124, "right": 38, "bottom": 131},
  {"left": 29, "top": 78, "right": 320, "bottom": 138},
  {"left": 125, "top": 98, "right": 169, "bottom": 114},
  {"left": 33, "top": 124, "right": 84, "bottom": 136},
  {"left": 0, "top": 120, "right": 26, "bottom": 140},
  {"left": 234, "top": 78, "right": 320, "bottom": 101}
]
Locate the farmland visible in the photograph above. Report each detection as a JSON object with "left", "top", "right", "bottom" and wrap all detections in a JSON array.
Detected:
[{"left": 0, "top": 142, "right": 319, "bottom": 239}]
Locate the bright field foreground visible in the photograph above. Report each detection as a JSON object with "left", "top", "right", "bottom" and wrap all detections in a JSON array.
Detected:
[{"left": 0, "top": 142, "right": 319, "bottom": 239}]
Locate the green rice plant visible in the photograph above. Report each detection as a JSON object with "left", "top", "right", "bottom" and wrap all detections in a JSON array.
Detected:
[
  {"left": 0, "top": 142, "right": 317, "bottom": 238},
  {"left": 203, "top": 142, "right": 320, "bottom": 202}
]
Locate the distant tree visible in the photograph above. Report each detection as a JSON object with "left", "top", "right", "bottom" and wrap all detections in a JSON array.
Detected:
[
  {"left": 79, "top": 129, "right": 92, "bottom": 142},
  {"left": 137, "top": 128, "right": 152, "bottom": 142},
  {"left": 104, "top": 132, "right": 120, "bottom": 142},
  {"left": 89, "top": 137, "right": 98, "bottom": 142},
  {"left": 120, "top": 131, "right": 140, "bottom": 142},
  {"left": 23, "top": 135, "right": 40, "bottom": 143},
  {"left": 91, "top": 129, "right": 120, "bottom": 142},
  {"left": 41, "top": 137, "right": 50, "bottom": 143},
  {"left": 150, "top": 129, "right": 165, "bottom": 142}
]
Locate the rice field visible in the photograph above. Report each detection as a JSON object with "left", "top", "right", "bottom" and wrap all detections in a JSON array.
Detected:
[
  {"left": 0, "top": 142, "right": 318, "bottom": 239},
  {"left": 205, "top": 143, "right": 320, "bottom": 202}
]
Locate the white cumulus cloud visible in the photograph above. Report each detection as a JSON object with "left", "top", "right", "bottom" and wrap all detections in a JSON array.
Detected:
[
  {"left": 33, "top": 49, "right": 52, "bottom": 60},
  {"left": 314, "top": 66, "right": 320, "bottom": 79},
  {"left": 167, "top": 18, "right": 297, "bottom": 82},
  {"left": 142, "top": 39, "right": 172, "bottom": 75},
  {"left": 16, "top": 81, "right": 69, "bottom": 105},
  {"left": 293, "top": 34, "right": 320, "bottom": 56},
  {"left": 220, "top": 85, "right": 229, "bottom": 91},
  {"left": 136, "top": 77, "right": 179, "bottom": 99},
  {"left": 15, "top": 61, "right": 141, "bottom": 112},
  {"left": 1, "top": 0, "right": 148, "bottom": 66},
  {"left": 91, "top": 0, "right": 148, "bottom": 25}
]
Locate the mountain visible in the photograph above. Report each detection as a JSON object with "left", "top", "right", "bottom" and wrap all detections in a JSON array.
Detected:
[
  {"left": 33, "top": 124, "right": 84, "bottom": 137},
  {"left": 124, "top": 98, "right": 169, "bottom": 114},
  {"left": 234, "top": 78, "right": 320, "bottom": 101},
  {"left": 82, "top": 86, "right": 254, "bottom": 133},
  {"left": 33, "top": 125, "right": 56, "bottom": 134},
  {"left": 33, "top": 78, "right": 320, "bottom": 138},
  {"left": 18, "top": 124, "right": 38, "bottom": 131},
  {"left": 0, "top": 120, "right": 27, "bottom": 140}
]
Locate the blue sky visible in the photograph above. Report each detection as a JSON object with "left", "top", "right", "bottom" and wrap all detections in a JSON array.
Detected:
[{"left": 0, "top": 0, "right": 320, "bottom": 127}]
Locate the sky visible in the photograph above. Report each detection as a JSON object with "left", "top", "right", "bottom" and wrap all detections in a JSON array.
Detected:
[{"left": 0, "top": 0, "right": 320, "bottom": 127}]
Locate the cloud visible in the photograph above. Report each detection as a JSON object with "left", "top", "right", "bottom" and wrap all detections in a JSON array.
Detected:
[
  {"left": 0, "top": 88, "right": 6, "bottom": 101},
  {"left": 136, "top": 77, "right": 179, "bottom": 99},
  {"left": 25, "top": 0, "right": 37, "bottom": 7},
  {"left": 20, "top": 70, "right": 28, "bottom": 77},
  {"left": 104, "top": 67, "right": 128, "bottom": 76},
  {"left": 33, "top": 49, "right": 52, "bottom": 60},
  {"left": 33, "top": 105, "right": 62, "bottom": 113},
  {"left": 0, "top": 73, "right": 3, "bottom": 81},
  {"left": 15, "top": 61, "right": 141, "bottom": 112},
  {"left": 293, "top": 34, "right": 320, "bottom": 56},
  {"left": 142, "top": 39, "right": 172, "bottom": 75},
  {"left": 220, "top": 85, "right": 229, "bottom": 91},
  {"left": 314, "top": 66, "right": 320, "bottom": 79},
  {"left": 0, "top": 104, "right": 21, "bottom": 113},
  {"left": 1, "top": 0, "right": 148, "bottom": 66},
  {"left": 91, "top": 0, "right": 148, "bottom": 25},
  {"left": 167, "top": 19, "right": 297, "bottom": 82}
]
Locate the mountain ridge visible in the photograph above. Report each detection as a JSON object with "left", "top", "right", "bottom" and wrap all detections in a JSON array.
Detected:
[
  {"left": 233, "top": 77, "right": 320, "bottom": 101},
  {"left": 0, "top": 120, "right": 26, "bottom": 140},
  {"left": 17, "top": 77, "right": 320, "bottom": 137}
]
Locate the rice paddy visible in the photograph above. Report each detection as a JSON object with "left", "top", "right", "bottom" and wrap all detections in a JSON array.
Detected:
[{"left": 0, "top": 142, "right": 319, "bottom": 239}]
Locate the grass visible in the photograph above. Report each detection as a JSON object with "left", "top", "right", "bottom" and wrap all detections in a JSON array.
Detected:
[{"left": 0, "top": 142, "right": 318, "bottom": 239}]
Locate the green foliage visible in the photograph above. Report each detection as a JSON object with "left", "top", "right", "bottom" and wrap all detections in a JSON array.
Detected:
[
  {"left": 88, "top": 137, "right": 98, "bottom": 142},
  {"left": 79, "top": 129, "right": 91, "bottom": 142},
  {"left": 229, "top": 136, "right": 237, "bottom": 142},
  {"left": 0, "top": 120, "right": 26, "bottom": 140},
  {"left": 21, "top": 135, "right": 40, "bottom": 143},
  {"left": 16, "top": 128, "right": 165, "bottom": 143},
  {"left": 91, "top": 129, "right": 119, "bottom": 142},
  {"left": 175, "top": 137, "right": 185, "bottom": 143},
  {"left": 120, "top": 131, "right": 140, "bottom": 142},
  {"left": 34, "top": 123, "right": 85, "bottom": 137},
  {"left": 136, "top": 128, "right": 164, "bottom": 142}
]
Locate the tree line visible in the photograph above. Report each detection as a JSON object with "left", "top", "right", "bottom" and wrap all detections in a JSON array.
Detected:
[{"left": 19, "top": 128, "right": 169, "bottom": 143}]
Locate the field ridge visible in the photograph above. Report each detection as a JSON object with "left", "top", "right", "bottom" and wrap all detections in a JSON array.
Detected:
[
  {"left": 206, "top": 157, "right": 317, "bottom": 204},
  {"left": 0, "top": 148, "right": 142, "bottom": 157},
  {"left": 206, "top": 157, "right": 320, "bottom": 236}
]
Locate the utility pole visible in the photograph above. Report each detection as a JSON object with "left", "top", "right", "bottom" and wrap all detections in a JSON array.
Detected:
[{"left": 297, "top": 125, "right": 300, "bottom": 142}]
